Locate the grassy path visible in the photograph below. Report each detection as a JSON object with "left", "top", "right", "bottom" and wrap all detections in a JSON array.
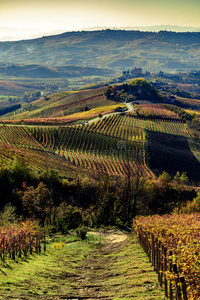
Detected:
[{"left": 0, "top": 230, "right": 165, "bottom": 299}]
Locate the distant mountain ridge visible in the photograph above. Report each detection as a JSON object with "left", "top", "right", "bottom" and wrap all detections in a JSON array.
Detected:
[
  {"left": 0, "top": 29, "right": 200, "bottom": 72},
  {"left": 0, "top": 25, "right": 200, "bottom": 42},
  {"left": 82, "top": 25, "right": 200, "bottom": 32},
  {"left": 0, "top": 64, "right": 114, "bottom": 78}
]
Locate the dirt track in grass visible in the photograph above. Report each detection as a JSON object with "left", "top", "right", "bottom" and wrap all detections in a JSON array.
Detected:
[{"left": 0, "top": 230, "right": 165, "bottom": 300}]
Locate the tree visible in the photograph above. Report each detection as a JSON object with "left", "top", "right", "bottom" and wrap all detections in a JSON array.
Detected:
[
  {"left": 158, "top": 171, "right": 171, "bottom": 186},
  {"left": 104, "top": 85, "right": 113, "bottom": 99},
  {"left": 0, "top": 203, "right": 16, "bottom": 227},
  {"left": 21, "top": 182, "right": 51, "bottom": 222},
  {"left": 7, "top": 156, "right": 33, "bottom": 188},
  {"left": 174, "top": 171, "right": 189, "bottom": 213},
  {"left": 95, "top": 175, "right": 116, "bottom": 226},
  {"left": 55, "top": 203, "right": 83, "bottom": 233},
  {"left": 181, "top": 192, "right": 200, "bottom": 213}
]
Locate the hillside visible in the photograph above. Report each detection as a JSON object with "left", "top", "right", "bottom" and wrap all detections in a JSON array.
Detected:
[
  {"left": 0, "top": 87, "right": 119, "bottom": 121},
  {"left": 0, "top": 125, "right": 93, "bottom": 179},
  {"left": 0, "top": 30, "right": 200, "bottom": 72},
  {"left": 0, "top": 81, "right": 200, "bottom": 183},
  {"left": 0, "top": 79, "right": 161, "bottom": 121},
  {"left": 0, "top": 64, "right": 114, "bottom": 78}
]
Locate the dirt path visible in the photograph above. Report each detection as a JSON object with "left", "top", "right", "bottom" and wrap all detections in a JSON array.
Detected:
[
  {"left": 88, "top": 229, "right": 128, "bottom": 244},
  {"left": 62, "top": 230, "right": 129, "bottom": 300},
  {"left": 0, "top": 230, "right": 165, "bottom": 300},
  {"left": 87, "top": 103, "right": 134, "bottom": 125},
  {"left": 56, "top": 230, "right": 164, "bottom": 300}
]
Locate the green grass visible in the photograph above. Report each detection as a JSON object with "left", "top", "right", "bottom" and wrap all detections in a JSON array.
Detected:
[
  {"left": 0, "top": 232, "right": 165, "bottom": 299},
  {"left": 0, "top": 233, "right": 101, "bottom": 298}
]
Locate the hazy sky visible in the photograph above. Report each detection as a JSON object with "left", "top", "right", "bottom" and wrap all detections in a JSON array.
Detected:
[{"left": 0, "top": 0, "right": 200, "bottom": 34}]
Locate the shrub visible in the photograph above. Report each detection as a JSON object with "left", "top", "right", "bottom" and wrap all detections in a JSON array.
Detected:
[
  {"left": 76, "top": 226, "right": 87, "bottom": 240},
  {"left": 51, "top": 242, "right": 65, "bottom": 249},
  {"left": 0, "top": 203, "right": 16, "bottom": 227},
  {"left": 55, "top": 203, "right": 83, "bottom": 233},
  {"left": 176, "top": 192, "right": 200, "bottom": 213}
]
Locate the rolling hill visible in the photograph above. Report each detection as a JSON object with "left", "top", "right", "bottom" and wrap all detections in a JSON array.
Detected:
[
  {"left": 0, "top": 30, "right": 200, "bottom": 72},
  {"left": 0, "top": 80, "right": 200, "bottom": 183}
]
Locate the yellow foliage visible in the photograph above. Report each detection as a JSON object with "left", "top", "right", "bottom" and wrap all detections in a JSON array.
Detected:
[
  {"left": 51, "top": 242, "right": 65, "bottom": 250},
  {"left": 62, "top": 104, "right": 126, "bottom": 120},
  {"left": 19, "top": 219, "right": 41, "bottom": 232}
]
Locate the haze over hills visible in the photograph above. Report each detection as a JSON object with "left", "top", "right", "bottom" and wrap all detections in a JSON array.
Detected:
[
  {"left": 0, "top": 25, "right": 200, "bottom": 42},
  {"left": 0, "top": 29, "right": 200, "bottom": 73},
  {"left": 0, "top": 27, "right": 66, "bottom": 42}
]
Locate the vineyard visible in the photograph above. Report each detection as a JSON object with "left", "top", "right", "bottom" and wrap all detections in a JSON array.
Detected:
[
  {"left": 0, "top": 110, "right": 194, "bottom": 178},
  {"left": 0, "top": 125, "right": 42, "bottom": 149},
  {"left": 125, "top": 115, "right": 191, "bottom": 138},
  {"left": 3, "top": 87, "right": 115, "bottom": 120},
  {"left": 32, "top": 91, "right": 116, "bottom": 119},
  {"left": 131, "top": 104, "right": 181, "bottom": 120},
  {"left": 0, "top": 125, "right": 90, "bottom": 178},
  {"left": 0, "top": 224, "right": 45, "bottom": 262},
  {"left": 29, "top": 114, "right": 153, "bottom": 177},
  {"left": 134, "top": 214, "right": 200, "bottom": 300},
  {"left": 176, "top": 97, "right": 200, "bottom": 109}
]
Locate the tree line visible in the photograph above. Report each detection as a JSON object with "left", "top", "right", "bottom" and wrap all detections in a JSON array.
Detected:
[{"left": 0, "top": 156, "right": 197, "bottom": 233}]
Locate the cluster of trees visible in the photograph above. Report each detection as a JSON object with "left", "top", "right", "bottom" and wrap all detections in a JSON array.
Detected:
[
  {"left": 0, "top": 96, "right": 21, "bottom": 110},
  {"left": 151, "top": 79, "right": 200, "bottom": 101},
  {"left": 0, "top": 156, "right": 197, "bottom": 233},
  {"left": 22, "top": 90, "right": 42, "bottom": 102},
  {"left": 104, "top": 79, "right": 161, "bottom": 102}
]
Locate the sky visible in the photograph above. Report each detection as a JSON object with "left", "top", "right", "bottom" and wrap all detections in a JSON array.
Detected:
[{"left": 0, "top": 0, "right": 200, "bottom": 40}]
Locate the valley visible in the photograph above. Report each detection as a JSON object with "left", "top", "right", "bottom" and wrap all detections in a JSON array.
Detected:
[{"left": 0, "top": 29, "right": 199, "bottom": 299}]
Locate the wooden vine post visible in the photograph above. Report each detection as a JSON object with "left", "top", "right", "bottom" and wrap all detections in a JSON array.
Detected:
[
  {"left": 19, "top": 234, "right": 22, "bottom": 259},
  {"left": 164, "top": 246, "right": 168, "bottom": 298},
  {"left": 44, "top": 232, "right": 46, "bottom": 252},
  {"left": 137, "top": 227, "right": 189, "bottom": 300},
  {"left": 2, "top": 237, "right": 5, "bottom": 262},
  {"left": 169, "top": 250, "right": 173, "bottom": 300}
]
